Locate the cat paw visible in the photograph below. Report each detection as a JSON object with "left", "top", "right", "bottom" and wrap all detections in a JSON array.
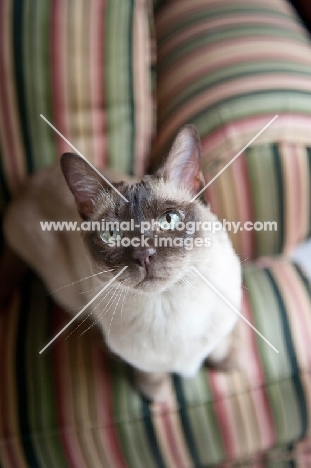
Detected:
[
  {"left": 205, "top": 333, "right": 242, "bottom": 372},
  {"left": 134, "top": 370, "right": 172, "bottom": 402}
]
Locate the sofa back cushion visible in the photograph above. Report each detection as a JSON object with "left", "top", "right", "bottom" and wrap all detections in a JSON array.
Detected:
[
  {"left": 151, "top": 0, "right": 311, "bottom": 258},
  {"left": 0, "top": 0, "right": 154, "bottom": 207}
]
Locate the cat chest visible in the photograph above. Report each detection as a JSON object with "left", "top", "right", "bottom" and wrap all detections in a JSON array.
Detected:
[{"left": 97, "top": 294, "right": 236, "bottom": 373}]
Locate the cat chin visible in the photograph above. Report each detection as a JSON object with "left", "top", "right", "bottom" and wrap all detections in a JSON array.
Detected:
[{"left": 129, "top": 279, "right": 173, "bottom": 295}]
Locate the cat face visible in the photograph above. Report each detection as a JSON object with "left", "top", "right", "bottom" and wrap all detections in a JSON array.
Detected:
[{"left": 61, "top": 125, "right": 212, "bottom": 293}]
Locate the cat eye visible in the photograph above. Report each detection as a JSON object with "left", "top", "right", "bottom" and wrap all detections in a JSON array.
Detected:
[
  {"left": 158, "top": 211, "right": 182, "bottom": 230},
  {"left": 100, "top": 229, "right": 123, "bottom": 244}
]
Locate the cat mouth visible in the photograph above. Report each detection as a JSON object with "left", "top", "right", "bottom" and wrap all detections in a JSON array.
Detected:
[{"left": 136, "top": 273, "right": 164, "bottom": 287}]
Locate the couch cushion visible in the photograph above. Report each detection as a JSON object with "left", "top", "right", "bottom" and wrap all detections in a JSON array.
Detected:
[
  {"left": 0, "top": 0, "right": 153, "bottom": 204},
  {"left": 0, "top": 257, "right": 310, "bottom": 466},
  {"left": 151, "top": 0, "right": 311, "bottom": 258},
  {"left": 204, "top": 141, "right": 311, "bottom": 261}
]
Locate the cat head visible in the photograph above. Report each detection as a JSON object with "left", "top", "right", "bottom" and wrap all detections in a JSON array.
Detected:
[{"left": 61, "top": 125, "right": 211, "bottom": 293}]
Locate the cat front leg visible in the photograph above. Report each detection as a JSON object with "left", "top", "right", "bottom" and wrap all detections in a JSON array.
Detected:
[{"left": 134, "top": 369, "right": 172, "bottom": 402}]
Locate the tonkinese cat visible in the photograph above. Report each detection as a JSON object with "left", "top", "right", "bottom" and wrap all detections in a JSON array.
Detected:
[{"left": 4, "top": 125, "right": 242, "bottom": 401}]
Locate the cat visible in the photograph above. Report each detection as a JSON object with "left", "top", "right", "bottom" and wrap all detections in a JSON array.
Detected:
[{"left": 4, "top": 125, "right": 242, "bottom": 401}]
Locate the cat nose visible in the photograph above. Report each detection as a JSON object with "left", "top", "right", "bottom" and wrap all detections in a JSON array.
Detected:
[{"left": 132, "top": 248, "right": 156, "bottom": 269}]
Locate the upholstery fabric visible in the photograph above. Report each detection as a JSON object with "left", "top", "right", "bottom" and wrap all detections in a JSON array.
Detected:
[
  {"left": 151, "top": 0, "right": 311, "bottom": 257},
  {"left": 0, "top": 258, "right": 310, "bottom": 467},
  {"left": 0, "top": 0, "right": 153, "bottom": 204},
  {"left": 1, "top": 0, "right": 311, "bottom": 466},
  {"left": 205, "top": 142, "right": 311, "bottom": 261}
]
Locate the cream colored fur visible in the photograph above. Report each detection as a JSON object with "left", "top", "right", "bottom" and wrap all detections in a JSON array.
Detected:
[{"left": 4, "top": 128, "right": 242, "bottom": 401}]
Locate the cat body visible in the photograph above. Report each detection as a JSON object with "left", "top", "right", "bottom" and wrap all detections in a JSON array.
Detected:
[{"left": 4, "top": 126, "right": 241, "bottom": 399}]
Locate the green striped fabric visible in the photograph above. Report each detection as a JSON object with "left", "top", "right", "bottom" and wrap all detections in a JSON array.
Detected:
[
  {"left": 151, "top": 0, "right": 311, "bottom": 257},
  {"left": 0, "top": 0, "right": 154, "bottom": 205},
  {"left": 0, "top": 258, "right": 310, "bottom": 466},
  {"left": 204, "top": 141, "right": 311, "bottom": 261}
]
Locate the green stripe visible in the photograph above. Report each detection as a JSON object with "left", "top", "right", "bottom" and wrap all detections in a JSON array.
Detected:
[
  {"left": 265, "top": 269, "right": 308, "bottom": 441},
  {"left": 141, "top": 399, "right": 166, "bottom": 468},
  {"left": 159, "top": 25, "right": 308, "bottom": 72},
  {"left": 160, "top": 85, "right": 311, "bottom": 131},
  {"left": 272, "top": 144, "right": 285, "bottom": 253},
  {"left": 175, "top": 371, "right": 225, "bottom": 465},
  {"left": 26, "top": 281, "right": 68, "bottom": 467},
  {"left": 33, "top": 0, "right": 56, "bottom": 169},
  {"left": 189, "top": 89, "right": 311, "bottom": 149},
  {"left": 16, "top": 273, "right": 40, "bottom": 467},
  {"left": 246, "top": 144, "right": 283, "bottom": 256},
  {"left": 243, "top": 265, "right": 290, "bottom": 379},
  {"left": 69, "top": 336, "right": 99, "bottom": 465},
  {"left": 79, "top": 334, "right": 110, "bottom": 466},
  {"left": 107, "top": 0, "right": 134, "bottom": 174},
  {"left": 124, "top": 368, "right": 159, "bottom": 468},
  {"left": 112, "top": 362, "right": 168, "bottom": 468},
  {"left": 173, "top": 374, "right": 201, "bottom": 466},
  {"left": 112, "top": 362, "right": 149, "bottom": 468},
  {"left": 128, "top": 0, "right": 135, "bottom": 176},
  {"left": 159, "top": 62, "right": 311, "bottom": 123},
  {"left": 243, "top": 264, "right": 308, "bottom": 444},
  {"left": 158, "top": 5, "right": 305, "bottom": 46},
  {"left": 13, "top": 0, "right": 34, "bottom": 174}
]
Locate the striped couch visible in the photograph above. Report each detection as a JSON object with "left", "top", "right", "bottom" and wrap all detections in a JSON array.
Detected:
[{"left": 1, "top": 0, "right": 311, "bottom": 466}]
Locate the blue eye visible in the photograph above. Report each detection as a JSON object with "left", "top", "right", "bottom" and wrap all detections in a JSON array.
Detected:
[
  {"left": 158, "top": 211, "right": 181, "bottom": 230},
  {"left": 100, "top": 229, "right": 123, "bottom": 243}
]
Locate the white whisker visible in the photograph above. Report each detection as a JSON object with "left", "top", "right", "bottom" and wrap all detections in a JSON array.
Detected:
[
  {"left": 65, "top": 285, "right": 116, "bottom": 338},
  {"left": 120, "top": 284, "right": 130, "bottom": 331},
  {"left": 49, "top": 269, "right": 115, "bottom": 295},
  {"left": 79, "top": 283, "right": 108, "bottom": 294},
  {"left": 107, "top": 285, "right": 124, "bottom": 346},
  {"left": 80, "top": 281, "right": 124, "bottom": 336}
]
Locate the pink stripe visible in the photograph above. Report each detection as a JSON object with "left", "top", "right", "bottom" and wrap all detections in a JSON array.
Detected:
[
  {"left": 201, "top": 114, "right": 311, "bottom": 161},
  {"left": 90, "top": 346, "right": 109, "bottom": 464},
  {"left": 159, "top": 69, "right": 311, "bottom": 124},
  {"left": 276, "top": 264, "right": 311, "bottom": 366},
  {"left": 207, "top": 289, "right": 276, "bottom": 458},
  {"left": 160, "top": 404, "right": 185, "bottom": 467},
  {"left": 155, "top": 109, "right": 311, "bottom": 166},
  {"left": 158, "top": 44, "right": 311, "bottom": 108},
  {"left": 0, "top": 300, "right": 24, "bottom": 468},
  {"left": 156, "top": 0, "right": 303, "bottom": 34},
  {"left": 51, "top": 0, "right": 70, "bottom": 156},
  {"left": 283, "top": 144, "right": 303, "bottom": 251},
  {"left": 233, "top": 155, "right": 256, "bottom": 260},
  {"left": 208, "top": 370, "right": 237, "bottom": 459},
  {"left": 52, "top": 307, "right": 88, "bottom": 467},
  {"left": 202, "top": 139, "right": 261, "bottom": 261},
  {"left": 89, "top": 0, "right": 107, "bottom": 167},
  {"left": 96, "top": 350, "right": 127, "bottom": 468},
  {"left": 0, "top": 1, "right": 20, "bottom": 191},
  {"left": 158, "top": 14, "right": 304, "bottom": 61},
  {"left": 241, "top": 293, "right": 275, "bottom": 448},
  {"left": 289, "top": 145, "right": 302, "bottom": 235}
]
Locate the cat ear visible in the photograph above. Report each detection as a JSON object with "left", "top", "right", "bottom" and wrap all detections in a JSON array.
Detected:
[
  {"left": 158, "top": 125, "right": 205, "bottom": 195},
  {"left": 61, "top": 153, "right": 110, "bottom": 219}
]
